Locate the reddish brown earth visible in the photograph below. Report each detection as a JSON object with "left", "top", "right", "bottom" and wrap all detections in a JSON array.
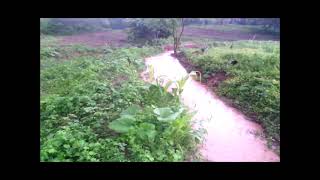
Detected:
[
  {"left": 164, "top": 42, "right": 200, "bottom": 52},
  {"left": 57, "top": 25, "right": 278, "bottom": 49},
  {"left": 205, "top": 72, "right": 229, "bottom": 88},
  {"left": 163, "top": 45, "right": 174, "bottom": 51},
  {"left": 183, "top": 27, "right": 279, "bottom": 41},
  {"left": 172, "top": 51, "right": 198, "bottom": 73},
  {"left": 59, "top": 31, "right": 128, "bottom": 47}
]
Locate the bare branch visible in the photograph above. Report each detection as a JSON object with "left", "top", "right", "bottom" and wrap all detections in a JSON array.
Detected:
[{"left": 177, "top": 18, "right": 185, "bottom": 45}]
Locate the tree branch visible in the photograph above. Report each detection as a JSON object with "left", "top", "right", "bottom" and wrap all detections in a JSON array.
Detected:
[{"left": 177, "top": 18, "right": 185, "bottom": 44}]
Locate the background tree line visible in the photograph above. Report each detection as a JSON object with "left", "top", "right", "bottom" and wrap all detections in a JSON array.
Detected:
[{"left": 41, "top": 18, "right": 279, "bottom": 36}]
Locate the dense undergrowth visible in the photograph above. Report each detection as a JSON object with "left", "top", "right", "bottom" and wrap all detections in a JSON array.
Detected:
[
  {"left": 182, "top": 41, "right": 280, "bottom": 148},
  {"left": 40, "top": 36, "right": 202, "bottom": 162}
]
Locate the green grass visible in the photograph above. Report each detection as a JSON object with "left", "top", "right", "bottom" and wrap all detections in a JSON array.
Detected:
[
  {"left": 40, "top": 35, "right": 60, "bottom": 47},
  {"left": 182, "top": 40, "right": 280, "bottom": 149},
  {"left": 40, "top": 37, "right": 106, "bottom": 60},
  {"left": 40, "top": 38, "right": 202, "bottom": 162}
]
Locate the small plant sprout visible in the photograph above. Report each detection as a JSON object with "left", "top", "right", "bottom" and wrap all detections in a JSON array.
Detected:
[
  {"left": 156, "top": 75, "right": 170, "bottom": 86},
  {"left": 148, "top": 65, "right": 155, "bottom": 82}
]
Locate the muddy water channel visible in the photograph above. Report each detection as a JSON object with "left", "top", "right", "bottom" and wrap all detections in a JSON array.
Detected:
[{"left": 143, "top": 51, "right": 280, "bottom": 162}]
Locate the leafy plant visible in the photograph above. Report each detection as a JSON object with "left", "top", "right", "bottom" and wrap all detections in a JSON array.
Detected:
[
  {"left": 40, "top": 122, "right": 128, "bottom": 162},
  {"left": 108, "top": 115, "right": 136, "bottom": 133},
  {"left": 134, "top": 122, "right": 157, "bottom": 142},
  {"left": 128, "top": 18, "right": 173, "bottom": 44},
  {"left": 41, "top": 32, "right": 201, "bottom": 162},
  {"left": 153, "top": 107, "right": 184, "bottom": 122},
  {"left": 175, "top": 75, "right": 189, "bottom": 96}
]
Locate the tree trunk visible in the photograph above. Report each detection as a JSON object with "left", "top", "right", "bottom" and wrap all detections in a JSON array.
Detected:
[
  {"left": 172, "top": 24, "right": 177, "bottom": 55},
  {"left": 174, "top": 39, "right": 176, "bottom": 54},
  {"left": 173, "top": 18, "right": 185, "bottom": 56}
]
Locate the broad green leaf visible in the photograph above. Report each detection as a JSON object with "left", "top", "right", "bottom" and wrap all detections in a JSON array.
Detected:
[
  {"left": 120, "top": 104, "right": 141, "bottom": 116},
  {"left": 153, "top": 107, "right": 172, "bottom": 116},
  {"left": 47, "top": 149, "right": 56, "bottom": 154},
  {"left": 136, "top": 123, "right": 157, "bottom": 141},
  {"left": 153, "top": 107, "right": 183, "bottom": 122},
  {"left": 88, "top": 151, "right": 95, "bottom": 155},
  {"left": 108, "top": 116, "right": 136, "bottom": 133}
]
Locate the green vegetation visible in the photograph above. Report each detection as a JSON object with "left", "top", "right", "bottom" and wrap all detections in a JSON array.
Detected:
[
  {"left": 128, "top": 18, "right": 174, "bottom": 44},
  {"left": 40, "top": 36, "right": 202, "bottom": 162},
  {"left": 40, "top": 18, "right": 133, "bottom": 36},
  {"left": 182, "top": 40, "right": 280, "bottom": 145},
  {"left": 40, "top": 18, "right": 280, "bottom": 161}
]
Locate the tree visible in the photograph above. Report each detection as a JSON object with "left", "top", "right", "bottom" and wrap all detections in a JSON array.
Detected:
[
  {"left": 262, "top": 18, "right": 280, "bottom": 32},
  {"left": 40, "top": 18, "right": 51, "bottom": 35},
  {"left": 128, "top": 18, "right": 173, "bottom": 43},
  {"left": 127, "top": 18, "right": 186, "bottom": 52},
  {"left": 108, "top": 18, "right": 129, "bottom": 29},
  {"left": 170, "top": 18, "right": 185, "bottom": 56}
]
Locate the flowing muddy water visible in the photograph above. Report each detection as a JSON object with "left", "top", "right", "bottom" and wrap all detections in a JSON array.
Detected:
[{"left": 143, "top": 51, "right": 280, "bottom": 162}]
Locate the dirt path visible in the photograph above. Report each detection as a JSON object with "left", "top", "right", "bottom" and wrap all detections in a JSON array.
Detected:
[{"left": 143, "top": 51, "right": 280, "bottom": 162}]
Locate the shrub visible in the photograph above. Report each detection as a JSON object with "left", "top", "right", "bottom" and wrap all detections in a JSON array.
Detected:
[
  {"left": 40, "top": 122, "right": 128, "bottom": 162},
  {"left": 128, "top": 18, "right": 173, "bottom": 44}
]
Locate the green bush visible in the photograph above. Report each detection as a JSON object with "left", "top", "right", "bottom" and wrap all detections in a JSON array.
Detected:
[
  {"left": 108, "top": 103, "right": 199, "bottom": 161},
  {"left": 41, "top": 122, "right": 128, "bottom": 162},
  {"left": 128, "top": 18, "right": 173, "bottom": 44},
  {"left": 40, "top": 18, "right": 51, "bottom": 35}
]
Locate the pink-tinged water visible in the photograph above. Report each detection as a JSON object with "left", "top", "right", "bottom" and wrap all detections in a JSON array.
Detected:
[{"left": 144, "top": 51, "right": 280, "bottom": 162}]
